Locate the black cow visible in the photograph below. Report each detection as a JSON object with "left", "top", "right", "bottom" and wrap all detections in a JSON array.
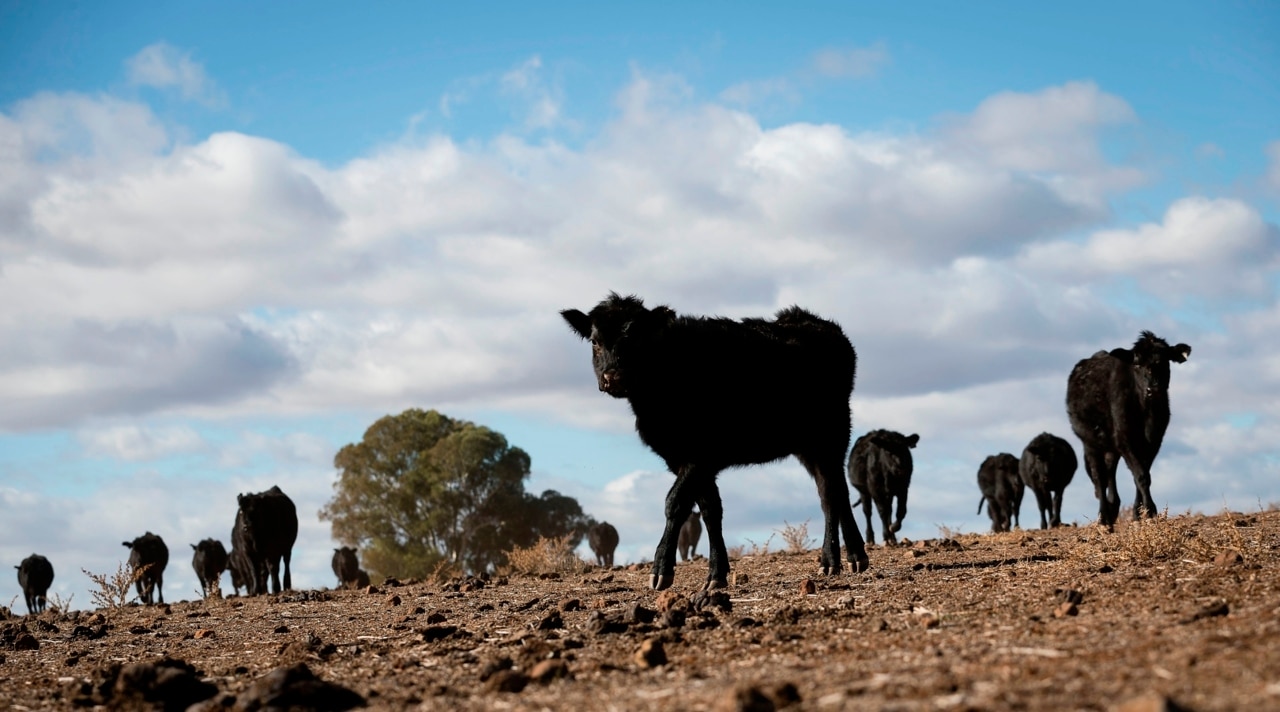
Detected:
[
  {"left": 678, "top": 510, "right": 702, "bottom": 561},
  {"left": 332, "top": 546, "right": 370, "bottom": 589},
  {"left": 122, "top": 532, "right": 169, "bottom": 605},
  {"left": 232, "top": 485, "right": 298, "bottom": 595},
  {"left": 15, "top": 554, "right": 54, "bottom": 615},
  {"left": 190, "top": 539, "right": 228, "bottom": 599},
  {"left": 1066, "top": 331, "right": 1191, "bottom": 527},
  {"left": 226, "top": 547, "right": 252, "bottom": 596},
  {"left": 587, "top": 521, "right": 619, "bottom": 568},
  {"left": 977, "top": 454, "right": 1023, "bottom": 532},
  {"left": 562, "top": 293, "right": 867, "bottom": 590},
  {"left": 1019, "top": 432, "right": 1078, "bottom": 529},
  {"left": 847, "top": 429, "right": 919, "bottom": 546}
]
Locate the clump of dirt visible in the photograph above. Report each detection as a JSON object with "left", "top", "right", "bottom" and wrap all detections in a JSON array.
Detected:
[{"left": 1, "top": 509, "right": 1278, "bottom": 710}]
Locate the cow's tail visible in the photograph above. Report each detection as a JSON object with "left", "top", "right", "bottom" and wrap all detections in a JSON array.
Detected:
[{"left": 977, "top": 495, "right": 987, "bottom": 515}]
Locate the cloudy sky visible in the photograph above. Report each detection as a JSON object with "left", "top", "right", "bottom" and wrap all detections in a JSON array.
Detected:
[{"left": 2, "top": 1, "right": 1277, "bottom": 610}]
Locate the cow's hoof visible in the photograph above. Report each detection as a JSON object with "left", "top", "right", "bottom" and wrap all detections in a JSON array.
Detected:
[
  {"left": 704, "top": 577, "right": 728, "bottom": 591},
  {"left": 650, "top": 574, "right": 674, "bottom": 591},
  {"left": 850, "top": 555, "right": 870, "bottom": 573}
]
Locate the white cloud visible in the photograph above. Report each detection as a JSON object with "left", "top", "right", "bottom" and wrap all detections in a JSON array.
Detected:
[
  {"left": 1020, "top": 196, "right": 1279, "bottom": 299},
  {"left": 811, "top": 43, "right": 890, "bottom": 78},
  {"left": 125, "top": 42, "right": 224, "bottom": 106},
  {"left": 77, "top": 424, "right": 206, "bottom": 461}
]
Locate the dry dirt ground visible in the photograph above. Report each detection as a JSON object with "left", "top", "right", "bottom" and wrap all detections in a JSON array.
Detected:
[{"left": 2, "top": 509, "right": 1279, "bottom": 711}]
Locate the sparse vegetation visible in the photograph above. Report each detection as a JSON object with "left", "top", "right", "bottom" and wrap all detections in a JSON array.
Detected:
[
  {"left": 83, "top": 562, "right": 147, "bottom": 609},
  {"left": 742, "top": 533, "right": 776, "bottom": 557},
  {"left": 503, "top": 534, "right": 588, "bottom": 576},
  {"left": 775, "top": 520, "right": 814, "bottom": 554},
  {"left": 46, "top": 592, "right": 74, "bottom": 614}
]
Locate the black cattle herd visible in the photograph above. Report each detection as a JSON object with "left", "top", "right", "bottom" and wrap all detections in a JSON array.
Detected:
[{"left": 11, "top": 295, "right": 1192, "bottom": 615}]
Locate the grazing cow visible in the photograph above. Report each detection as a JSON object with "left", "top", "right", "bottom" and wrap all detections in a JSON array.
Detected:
[
  {"left": 587, "top": 522, "right": 619, "bottom": 568},
  {"left": 847, "top": 429, "right": 919, "bottom": 547},
  {"left": 190, "top": 539, "right": 228, "bottom": 599},
  {"left": 562, "top": 293, "right": 867, "bottom": 590},
  {"left": 331, "top": 547, "right": 370, "bottom": 589},
  {"left": 1019, "top": 433, "right": 1079, "bottom": 529},
  {"left": 1066, "top": 331, "right": 1192, "bottom": 527},
  {"left": 15, "top": 554, "right": 54, "bottom": 615},
  {"left": 122, "top": 532, "right": 169, "bottom": 605},
  {"left": 977, "top": 454, "right": 1023, "bottom": 532},
  {"left": 678, "top": 510, "right": 702, "bottom": 561},
  {"left": 232, "top": 485, "right": 299, "bottom": 595},
  {"left": 226, "top": 547, "right": 252, "bottom": 596}
]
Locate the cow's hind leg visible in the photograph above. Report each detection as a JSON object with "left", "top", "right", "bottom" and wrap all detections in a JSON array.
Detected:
[
  {"left": 696, "top": 482, "right": 730, "bottom": 590},
  {"left": 802, "top": 452, "right": 868, "bottom": 575},
  {"left": 283, "top": 552, "right": 292, "bottom": 591},
  {"left": 859, "top": 491, "right": 876, "bottom": 546}
]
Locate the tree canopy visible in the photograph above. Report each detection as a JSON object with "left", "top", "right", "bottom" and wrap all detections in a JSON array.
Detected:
[{"left": 319, "top": 408, "right": 594, "bottom": 578}]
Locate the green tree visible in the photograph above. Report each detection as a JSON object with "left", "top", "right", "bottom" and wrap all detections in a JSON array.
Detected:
[{"left": 319, "top": 408, "right": 595, "bottom": 578}]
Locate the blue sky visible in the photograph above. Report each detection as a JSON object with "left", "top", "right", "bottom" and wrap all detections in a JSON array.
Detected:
[{"left": 1, "top": 1, "right": 1278, "bottom": 610}]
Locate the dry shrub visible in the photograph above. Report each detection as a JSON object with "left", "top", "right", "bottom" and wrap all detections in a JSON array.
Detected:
[
  {"left": 775, "top": 520, "right": 814, "bottom": 554},
  {"left": 46, "top": 592, "right": 74, "bottom": 614},
  {"left": 727, "top": 544, "right": 746, "bottom": 560},
  {"left": 427, "top": 558, "right": 462, "bottom": 585},
  {"left": 83, "top": 561, "right": 146, "bottom": 609},
  {"left": 504, "top": 535, "right": 588, "bottom": 576},
  {"left": 1070, "top": 508, "right": 1267, "bottom": 567},
  {"left": 743, "top": 533, "right": 776, "bottom": 557}
]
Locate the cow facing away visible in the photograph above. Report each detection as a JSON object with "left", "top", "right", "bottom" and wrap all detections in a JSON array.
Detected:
[
  {"left": 332, "top": 547, "right": 370, "bottom": 589},
  {"left": 190, "top": 539, "right": 228, "bottom": 599},
  {"left": 227, "top": 547, "right": 252, "bottom": 596},
  {"left": 1019, "top": 433, "right": 1078, "bottom": 529},
  {"left": 1066, "top": 331, "right": 1191, "bottom": 527},
  {"left": 587, "top": 522, "right": 619, "bottom": 568},
  {"left": 847, "top": 430, "right": 919, "bottom": 546},
  {"left": 678, "top": 510, "right": 702, "bottom": 561},
  {"left": 977, "top": 454, "right": 1023, "bottom": 532},
  {"left": 562, "top": 293, "right": 867, "bottom": 590},
  {"left": 233, "top": 485, "right": 298, "bottom": 595},
  {"left": 15, "top": 554, "right": 54, "bottom": 615},
  {"left": 122, "top": 532, "right": 168, "bottom": 605}
]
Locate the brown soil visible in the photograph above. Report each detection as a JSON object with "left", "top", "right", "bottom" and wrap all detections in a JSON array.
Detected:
[{"left": 2, "top": 509, "right": 1278, "bottom": 711}]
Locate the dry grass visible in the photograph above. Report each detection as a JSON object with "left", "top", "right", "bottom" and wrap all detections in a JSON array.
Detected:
[
  {"left": 775, "top": 519, "right": 814, "bottom": 554},
  {"left": 742, "top": 533, "right": 776, "bottom": 557},
  {"left": 83, "top": 562, "right": 146, "bottom": 609},
  {"left": 46, "top": 592, "right": 74, "bottom": 614},
  {"left": 503, "top": 535, "right": 589, "bottom": 576},
  {"left": 1068, "top": 507, "right": 1269, "bottom": 567}
]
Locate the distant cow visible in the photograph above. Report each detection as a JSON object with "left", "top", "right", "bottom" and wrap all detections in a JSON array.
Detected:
[
  {"left": 1019, "top": 433, "right": 1078, "bottom": 529},
  {"left": 227, "top": 547, "right": 252, "bottom": 596},
  {"left": 977, "top": 454, "right": 1023, "bottom": 532},
  {"left": 15, "top": 554, "right": 54, "bottom": 615},
  {"left": 122, "top": 532, "right": 169, "bottom": 605},
  {"left": 563, "top": 293, "right": 867, "bottom": 590},
  {"left": 232, "top": 485, "right": 299, "bottom": 595},
  {"left": 848, "top": 429, "right": 919, "bottom": 546},
  {"left": 587, "top": 522, "right": 619, "bottom": 568},
  {"left": 190, "top": 539, "right": 228, "bottom": 599},
  {"left": 1066, "top": 331, "right": 1192, "bottom": 527},
  {"left": 678, "top": 511, "right": 702, "bottom": 561},
  {"left": 332, "top": 547, "right": 370, "bottom": 589}
]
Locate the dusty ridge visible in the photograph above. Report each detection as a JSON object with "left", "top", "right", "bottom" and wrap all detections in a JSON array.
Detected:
[{"left": 1, "top": 510, "right": 1277, "bottom": 710}]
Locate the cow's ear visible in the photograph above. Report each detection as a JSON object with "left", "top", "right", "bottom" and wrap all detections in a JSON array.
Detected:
[
  {"left": 191, "top": 544, "right": 197, "bottom": 550},
  {"left": 1170, "top": 343, "right": 1191, "bottom": 363},
  {"left": 651, "top": 305, "right": 675, "bottom": 321},
  {"left": 561, "top": 309, "right": 592, "bottom": 339},
  {"left": 905, "top": 434, "right": 920, "bottom": 448},
  {"left": 1108, "top": 348, "right": 1134, "bottom": 363}
]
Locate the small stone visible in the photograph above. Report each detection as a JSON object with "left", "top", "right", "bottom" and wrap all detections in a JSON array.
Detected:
[
  {"left": 534, "top": 611, "right": 563, "bottom": 630},
  {"left": 528, "top": 658, "right": 571, "bottom": 683},
  {"left": 425, "top": 612, "right": 447, "bottom": 624},
  {"left": 715, "top": 684, "right": 777, "bottom": 712},
  {"left": 910, "top": 549, "right": 926, "bottom": 558},
  {"left": 1054, "top": 602, "right": 1079, "bottom": 618},
  {"left": 485, "top": 669, "right": 528, "bottom": 693},
  {"left": 584, "top": 611, "right": 628, "bottom": 636},
  {"left": 273, "top": 625, "right": 290, "bottom": 634},
  {"left": 918, "top": 613, "right": 940, "bottom": 629},
  {"left": 478, "top": 657, "right": 514, "bottom": 682},
  {"left": 1055, "top": 588, "right": 1084, "bottom": 605},
  {"left": 655, "top": 590, "right": 686, "bottom": 613},
  {"left": 661, "top": 608, "right": 687, "bottom": 629},
  {"left": 13, "top": 632, "right": 39, "bottom": 650},
  {"left": 558, "top": 598, "right": 582, "bottom": 612},
  {"left": 634, "top": 638, "right": 667, "bottom": 668},
  {"left": 1097, "top": 564, "right": 1114, "bottom": 574},
  {"left": 1214, "top": 549, "right": 1244, "bottom": 566},
  {"left": 363, "top": 585, "right": 379, "bottom": 595},
  {"left": 1114, "top": 692, "right": 1194, "bottom": 712},
  {"left": 624, "top": 602, "right": 656, "bottom": 624},
  {"left": 193, "top": 629, "right": 216, "bottom": 639},
  {"left": 385, "top": 594, "right": 402, "bottom": 607},
  {"left": 800, "top": 579, "right": 817, "bottom": 595},
  {"left": 767, "top": 682, "right": 802, "bottom": 708},
  {"left": 732, "top": 572, "right": 749, "bottom": 586},
  {"left": 691, "top": 590, "right": 732, "bottom": 613}
]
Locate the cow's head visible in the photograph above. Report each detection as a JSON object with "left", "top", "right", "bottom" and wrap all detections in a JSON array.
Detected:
[
  {"left": 1111, "top": 331, "right": 1192, "bottom": 398},
  {"left": 561, "top": 292, "right": 675, "bottom": 398}
]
